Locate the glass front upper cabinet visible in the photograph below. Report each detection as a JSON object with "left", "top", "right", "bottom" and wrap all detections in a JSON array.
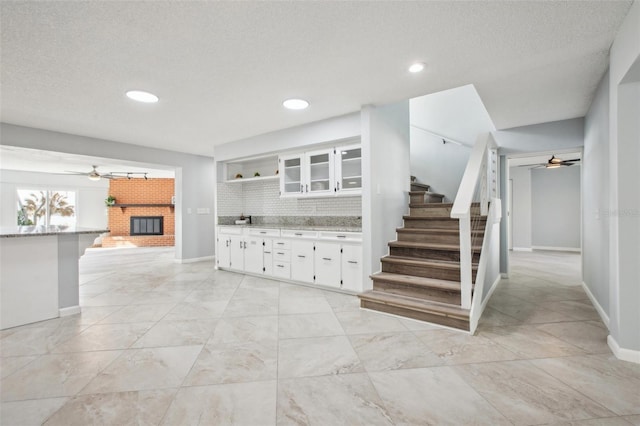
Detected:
[
  {"left": 306, "top": 149, "right": 334, "bottom": 195},
  {"left": 336, "top": 145, "right": 362, "bottom": 193},
  {"left": 279, "top": 154, "right": 303, "bottom": 196}
]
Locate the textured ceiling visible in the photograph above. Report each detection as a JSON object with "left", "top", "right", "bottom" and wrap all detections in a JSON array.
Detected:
[{"left": 0, "top": 1, "right": 633, "bottom": 157}]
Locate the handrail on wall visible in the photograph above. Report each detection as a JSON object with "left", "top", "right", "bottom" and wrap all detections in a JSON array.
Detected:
[{"left": 451, "top": 132, "right": 497, "bottom": 309}]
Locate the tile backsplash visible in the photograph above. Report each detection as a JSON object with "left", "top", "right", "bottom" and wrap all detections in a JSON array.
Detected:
[{"left": 217, "top": 180, "right": 361, "bottom": 219}]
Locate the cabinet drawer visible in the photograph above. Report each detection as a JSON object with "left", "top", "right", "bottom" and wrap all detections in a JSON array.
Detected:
[
  {"left": 318, "top": 231, "right": 362, "bottom": 242},
  {"left": 273, "top": 261, "right": 291, "bottom": 279},
  {"left": 218, "top": 226, "right": 243, "bottom": 235},
  {"left": 273, "top": 249, "right": 291, "bottom": 262},
  {"left": 273, "top": 239, "right": 291, "bottom": 250},
  {"left": 281, "top": 229, "right": 319, "bottom": 239},
  {"left": 248, "top": 228, "right": 280, "bottom": 237}
]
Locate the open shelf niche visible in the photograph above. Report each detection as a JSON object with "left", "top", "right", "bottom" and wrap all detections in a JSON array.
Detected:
[{"left": 224, "top": 154, "right": 279, "bottom": 183}]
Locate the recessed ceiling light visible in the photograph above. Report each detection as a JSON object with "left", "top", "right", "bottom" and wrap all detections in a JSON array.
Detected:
[
  {"left": 408, "top": 62, "right": 425, "bottom": 73},
  {"left": 126, "top": 90, "right": 159, "bottom": 103},
  {"left": 283, "top": 99, "right": 309, "bottom": 110}
]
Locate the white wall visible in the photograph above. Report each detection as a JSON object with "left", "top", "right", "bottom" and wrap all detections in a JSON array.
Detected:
[
  {"left": 508, "top": 166, "right": 532, "bottom": 250},
  {"left": 361, "top": 102, "right": 410, "bottom": 291},
  {"left": 0, "top": 123, "right": 215, "bottom": 261},
  {"left": 531, "top": 166, "right": 581, "bottom": 250},
  {"left": 0, "top": 169, "right": 109, "bottom": 228},
  {"left": 410, "top": 129, "right": 470, "bottom": 202},
  {"left": 607, "top": 0, "right": 640, "bottom": 357},
  {"left": 583, "top": 70, "right": 610, "bottom": 317},
  {"left": 494, "top": 118, "right": 585, "bottom": 155}
]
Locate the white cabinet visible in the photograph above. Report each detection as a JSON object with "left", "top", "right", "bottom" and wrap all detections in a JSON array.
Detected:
[
  {"left": 291, "top": 240, "right": 315, "bottom": 283},
  {"left": 279, "top": 144, "right": 361, "bottom": 198},
  {"left": 243, "top": 236, "right": 264, "bottom": 274},
  {"left": 314, "top": 242, "right": 341, "bottom": 288},
  {"left": 229, "top": 235, "right": 245, "bottom": 271},
  {"left": 263, "top": 239, "right": 273, "bottom": 275},
  {"left": 272, "top": 238, "right": 291, "bottom": 279},
  {"left": 217, "top": 226, "right": 243, "bottom": 269},
  {"left": 341, "top": 244, "right": 363, "bottom": 292}
]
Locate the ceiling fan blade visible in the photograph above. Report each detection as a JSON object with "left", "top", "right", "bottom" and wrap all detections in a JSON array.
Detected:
[{"left": 63, "top": 170, "right": 90, "bottom": 175}]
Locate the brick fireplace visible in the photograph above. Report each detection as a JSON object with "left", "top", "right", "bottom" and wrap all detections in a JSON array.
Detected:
[{"left": 102, "top": 178, "right": 175, "bottom": 248}]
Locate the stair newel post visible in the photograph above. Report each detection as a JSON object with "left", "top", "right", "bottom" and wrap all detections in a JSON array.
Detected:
[{"left": 459, "top": 214, "right": 473, "bottom": 309}]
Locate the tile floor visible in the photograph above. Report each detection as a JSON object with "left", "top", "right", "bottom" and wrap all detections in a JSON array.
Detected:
[{"left": 1, "top": 248, "right": 639, "bottom": 425}]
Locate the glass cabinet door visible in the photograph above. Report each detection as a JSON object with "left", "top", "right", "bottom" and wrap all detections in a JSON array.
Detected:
[
  {"left": 338, "top": 146, "right": 362, "bottom": 192},
  {"left": 280, "top": 155, "right": 303, "bottom": 196},
  {"left": 307, "top": 150, "right": 333, "bottom": 194}
]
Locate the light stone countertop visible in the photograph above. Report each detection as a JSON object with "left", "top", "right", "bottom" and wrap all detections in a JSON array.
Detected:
[
  {"left": 0, "top": 226, "right": 109, "bottom": 238},
  {"left": 218, "top": 224, "right": 362, "bottom": 233}
]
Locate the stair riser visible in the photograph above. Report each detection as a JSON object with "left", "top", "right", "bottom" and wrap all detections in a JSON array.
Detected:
[
  {"left": 389, "top": 246, "right": 481, "bottom": 263},
  {"left": 409, "top": 207, "right": 452, "bottom": 218},
  {"left": 409, "top": 206, "right": 481, "bottom": 218},
  {"left": 424, "top": 193, "right": 445, "bottom": 203},
  {"left": 396, "top": 231, "right": 484, "bottom": 244},
  {"left": 404, "top": 219, "right": 460, "bottom": 230},
  {"left": 372, "top": 280, "right": 461, "bottom": 304},
  {"left": 381, "top": 261, "right": 477, "bottom": 283},
  {"left": 360, "top": 299, "right": 469, "bottom": 331},
  {"left": 410, "top": 193, "right": 425, "bottom": 204}
]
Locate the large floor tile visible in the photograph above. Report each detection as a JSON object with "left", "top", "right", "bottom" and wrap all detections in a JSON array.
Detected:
[
  {"left": 277, "top": 374, "right": 392, "bottom": 425},
  {"left": 278, "top": 312, "right": 344, "bottom": 339},
  {"left": 531, "top": 354, "right": 640, "bottom": 416},
  {"left": 322, "top": 290, "right": 361, "bottom": 312},
  {"left": 278, "top": 335, "right": 363, "bottom": 378},
  {"left": 335, "top": 309, "right": 407, "bottom": 335},
  {"left": 349, "top": 331, "right": 442, "bottom": 371},
  {"left": 0, "top": 355, "right": 38, "bottom": 378},
  {"left": 43, "top": 389, "right": 176, "bottom": 426},
  {"left": 80, "top": 345, "right": 202, "bottom": 394},
  {"left": 415, "top": 328, "right": 520, "bottom": 364},
  {"left": 490, "top": 302, "right": 579, "bottom": 324},
  {"left": 209, "top": 315, "right": 279, "bottom": 344},
  {"left": 223, "top": 296, "right": 279, "bottom": 317},
  {"left": 0, "top": 397, "right": 68, "bottom": 426},
  {"left": 1, "top": 351, "right": 122, "bottom": 401},
  {"left": 544, "top": 300, "right": 603, "bottom": 321},
  {"left": 453, "top": 360, "right": 616, "bottom": 424},
  {"left": 369, "top": 367, "right": 511, "bottom": 425},
  {"left": 278, "top": 296, "right": 333, "bottom": 315},
  {"left": 162, "top": 381, "right": 276, "bottom": 426},
  {"left": 50, "top": 322, "right": 153, "bottom": 353},
  {"left": 132, "top": 319, "right": 217, "bottom": 348},
  {"left": 184, "top": 340, "right": 277, "bottom": 385},
  {"left": 534, "top": 321, "right": 610, "bottom": 354},
  {"left": 0, "top": 323, "right": 87, "bottom": 357},
  {"left": 279, "top": 282, "right": 323, "bottom": 298},
  {"left": 480, "top": 325, "right": 587, "bottom": 359},
  {"left": 163, "top": 300, "right": 229, "bottom": 320},
  {"left": 98, "top": 303, "right": 176, "bottom": 324}
]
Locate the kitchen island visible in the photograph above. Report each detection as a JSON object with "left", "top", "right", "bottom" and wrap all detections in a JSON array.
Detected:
[{"left": 0, "top": 225, "right": 108, "bottom": 329}]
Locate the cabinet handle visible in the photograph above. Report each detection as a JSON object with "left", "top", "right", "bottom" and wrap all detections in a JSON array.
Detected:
[
  {"left": 295, "top": 233, "right": 303, "bottom": 236},
  {"left": 260, "top": 231, "right": 267, "bottom": 234},
  {"left": 244, "top": 241, "right": 247, "bottom": 249},
  {"left": 225, "top": 240, "right": 229, "bottom": 247},
  {"left": 277, "top": 242, "right": 285, "bottom": 245},
  {"left": 322, "top": 257, "right": 332, "bottom": 261},
  {"left": 277, "top": 252, "right": 285, "bottom": 255},
  {"left": 297, "top": 255, "right": 306, "bottom": 258},
  {"left": 337, "top": 235, "right": 346, "bottom": 239},
  {"left": 348, "top": 260, "right": 358, "bottom": 264},
  {"left": 306, "top": 184, "right": 309, "bottom": 192},
  {"left": 300, "top": 184, "right": 303, "bottom": 193},
  {"left": 277, "top": 264, "right": 284, "bottom": 268},
  {"left": 264, "top": 251, "right": 271, "bottom": 254},
  {"left": 240, "top": 241, "right": 243, "bottom": 248},
  {"left": 337, "top": 181, "right": 340, "bottom": 191}
]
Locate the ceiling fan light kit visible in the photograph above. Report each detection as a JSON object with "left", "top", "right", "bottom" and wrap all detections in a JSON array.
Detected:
[{"left": 65, "top": 165, "right": 151, "bottom": 181}]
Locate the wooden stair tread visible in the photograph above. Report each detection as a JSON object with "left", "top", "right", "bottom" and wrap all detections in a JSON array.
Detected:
[
  {"left": 403, "top": 215, "right": 486, "bottom": 221},
  {"left": 409, "top": 202, "right": 453, "bottom": 208},
  {"left": 389, "top": 240, "right": 482, "bottom": 251},
  {"left": 381, "top": 255, "right": 478, "bottom": 269},
  {"left": 396, "top": 228, "right": 484, "bottom": 235},
  {"left": 370, "top": 272, "right": 464, "bottom": 292},
  {"left": 410, "top": 183, "right": 431, "bottom": 190},
  {"left": 359, "top": 291, "right": 469, "bottom": 320},
  {"left": 408, "top": 191, "right": 445, "bottom": 197}
]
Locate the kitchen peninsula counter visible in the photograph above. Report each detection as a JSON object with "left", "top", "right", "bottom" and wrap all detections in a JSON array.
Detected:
[{"left": 0, "top": 226, "right": 108, "bottom": 329}]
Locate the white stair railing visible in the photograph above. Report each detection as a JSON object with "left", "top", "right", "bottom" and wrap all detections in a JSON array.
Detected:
[{"left": 451, "top": 132, "right": 496, "bottom": 309}]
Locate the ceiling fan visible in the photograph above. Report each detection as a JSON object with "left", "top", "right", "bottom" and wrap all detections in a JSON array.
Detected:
[
  {"left": 65, "top": 165, "right": 148, "bottom": 181},
  {"left": 518, "top": 155, "right": 581, "bottom": 169}
]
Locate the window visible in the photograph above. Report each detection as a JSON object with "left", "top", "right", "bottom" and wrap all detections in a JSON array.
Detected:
[{"left": 17, "top": 189, "right": 76, "bottom": 227}]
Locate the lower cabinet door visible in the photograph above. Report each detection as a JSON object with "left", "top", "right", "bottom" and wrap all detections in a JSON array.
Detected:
[
  {"left": 229, "top": 236, "right": 244, "bottom": 271},
  {"left": 291, "top": 240, "right": 315, "bottom": 283},
  {"left": 340, "top": 244, "right": 362, "bottom": 292},
  {"left": 244, "top": 236, "right": 263, "bottom": 274},
  {"left": 314, "top": 242, "right": 341, "bottom": 288},
  {"left": 217, "top": 237, "right": 231, "bottom": 268}
]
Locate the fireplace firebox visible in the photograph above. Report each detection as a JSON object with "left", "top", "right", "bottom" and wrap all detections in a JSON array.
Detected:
[{"left": 130, "top": 216, "right": 163, "bottom": 236}]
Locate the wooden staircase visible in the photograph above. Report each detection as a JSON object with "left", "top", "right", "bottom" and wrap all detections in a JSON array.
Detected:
[{"left": 359, "top": 189, "right": 486, "bottom": 331}]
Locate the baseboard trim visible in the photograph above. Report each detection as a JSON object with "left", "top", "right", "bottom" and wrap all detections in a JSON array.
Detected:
[
  {"left": 608, "top": 335, "right": 640, "bottom": 364},
  {"left": 532, "top": 246, "right": 581, "bottom": 253},
  {"left": 512, "top": 247, "right": 533, "bottom": 252},
  {"left": 59, "top": 306, "right": 81, "bottom": 317},
  {"left": 501, "top": 272, "right": 509, "bottom": 279},
  {"left": 481, "top": 275, "right": 502, "bottom": 312},
  {"left": 174, "top": 255, "right": 215, "bottom": 264},
  {"left": 581, "top": 281, "right": 610, "bottom": 328}
]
